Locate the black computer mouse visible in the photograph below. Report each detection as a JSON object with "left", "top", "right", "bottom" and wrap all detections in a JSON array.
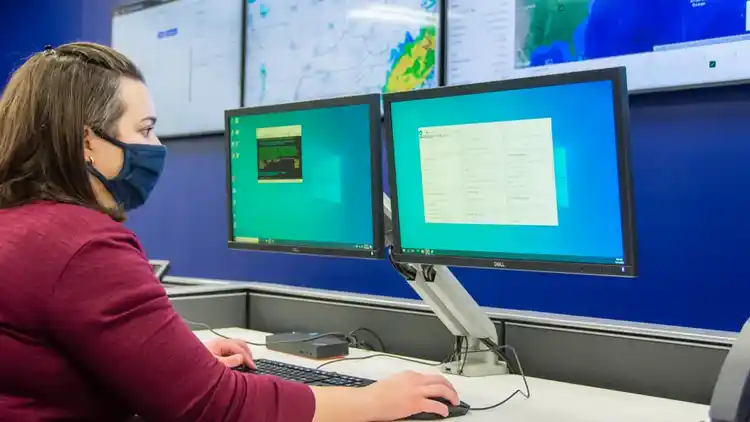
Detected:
[{"left": 404, "top": 397, "right": 471, "bottom": 420}]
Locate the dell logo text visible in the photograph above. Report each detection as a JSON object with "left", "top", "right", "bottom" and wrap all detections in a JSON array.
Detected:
[{"left": 493, "top": 261, "right": 506, "bottom": 268}]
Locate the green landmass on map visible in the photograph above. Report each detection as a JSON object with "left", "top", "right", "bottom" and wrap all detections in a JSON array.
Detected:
[
  {"left": 383, "top": 26, "right": 436, "bottom": 93},
  {"left": 516, "top": 0, "right": 591, "bottom": 65}
]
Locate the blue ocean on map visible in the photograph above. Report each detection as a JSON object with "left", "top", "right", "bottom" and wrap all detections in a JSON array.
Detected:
[{"left": 528, "top": 0, "right": 749, "bottom": 67}]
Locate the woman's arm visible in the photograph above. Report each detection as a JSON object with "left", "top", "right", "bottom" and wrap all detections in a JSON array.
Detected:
[
  {"left": 46, "top": 229, "right": 314, "bottom": 422},
  {"left": 47, "top": 227, "right": 459, "bottom": 422},
  {"left": 310, "top": 387, "right": 374, "bottom": 422}
]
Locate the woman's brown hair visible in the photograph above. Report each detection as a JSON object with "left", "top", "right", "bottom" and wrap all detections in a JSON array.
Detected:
[{"left": 0, "top": 42, "right": 144, "bottom": 219}]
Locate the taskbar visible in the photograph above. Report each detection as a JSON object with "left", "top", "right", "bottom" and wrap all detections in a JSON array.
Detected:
[
  {"left": 235, "top": 236, "right": 373, "bottom": 252},
  {"left": 399, "top": 248, "right": 623, "bottom": 266}
]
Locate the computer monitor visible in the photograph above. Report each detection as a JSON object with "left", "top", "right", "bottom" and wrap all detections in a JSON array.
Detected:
[
  {"left": 383, "top": 67, "right": 637, "bottom": 276},
  {"left": 225, "top": 94, "right": 384, "bottom": 259}
]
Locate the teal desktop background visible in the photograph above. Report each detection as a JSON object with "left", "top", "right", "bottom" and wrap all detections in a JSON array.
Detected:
[
  {"left": 229, "top": 104, "right": 375, "bottom": 248},
  {"left": 390, "top": 81, "right": 625, "bottom": 263}
]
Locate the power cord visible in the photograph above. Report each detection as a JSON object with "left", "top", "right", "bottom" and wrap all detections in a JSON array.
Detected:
[
  {"left": 316, "top": 353, "right": 444, "bottom": 371},
  {"left": 470, "top": 338, "right": 531, "bottom": 411},
  {"left": 347, "top": 327, "right": 387, "bottom": 352},
  {"left": 315, "top": 335, "right": 485, "bottom": 371},
  {"left": 183, "top": 319, "right": 267, "bottom": 346},
  {"left": 439, "top": 326, "right": 531, "bottom": 410},
  {"left": 268, "top": 329, "right": 386, "bottom": 353}
]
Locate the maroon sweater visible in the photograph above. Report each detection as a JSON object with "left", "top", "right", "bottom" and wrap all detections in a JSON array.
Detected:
[{"left": 0, "top": 202, "right": 315, "bottom": 422}]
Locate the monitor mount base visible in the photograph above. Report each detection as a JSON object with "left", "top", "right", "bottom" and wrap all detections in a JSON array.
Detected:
[{"left": 441, "top": 337, "right": 508, "bottom": 378}]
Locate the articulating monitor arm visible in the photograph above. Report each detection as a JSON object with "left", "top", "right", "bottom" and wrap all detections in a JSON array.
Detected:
[
  {"left": 384, "top": 193, "right": 507, "bottom": 377},
  {"left": 405, "top": 263, "right": 508, "bottom": 377}
]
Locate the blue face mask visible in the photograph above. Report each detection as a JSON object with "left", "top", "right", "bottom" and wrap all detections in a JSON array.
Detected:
[{"left": 87, "top": 132, "right": 167, "bottom": 211}]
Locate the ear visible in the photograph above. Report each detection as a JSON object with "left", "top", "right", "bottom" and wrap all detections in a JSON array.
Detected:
[{"left": 83, "top": 126, "right": 95, "bottom": 158}]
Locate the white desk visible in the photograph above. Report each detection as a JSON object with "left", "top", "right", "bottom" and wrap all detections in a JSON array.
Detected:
[{"left": 194, "top": 328, "right": 710, "bottom": 422}]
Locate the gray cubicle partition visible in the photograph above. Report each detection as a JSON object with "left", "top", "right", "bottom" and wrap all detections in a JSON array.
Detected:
[
  {"left": 167, "top": 284, "right": 249, "bottom": 329},
  {"left": 165, "top": 277, "right": 733, "bottom": 405}
]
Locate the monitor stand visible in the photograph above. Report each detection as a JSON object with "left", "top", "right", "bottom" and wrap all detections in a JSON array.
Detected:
[
  {"left": 382, "top": 193, "right": 507, "bottom": 377},
  {"left": 404, "top": 264, "right": 508, "bottom": 377}
]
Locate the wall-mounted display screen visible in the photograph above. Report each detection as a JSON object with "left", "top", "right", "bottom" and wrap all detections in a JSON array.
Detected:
[
  {"left": 113, "top": 0, "right": 243, "bottom": 137},
  {"left": 446, "top": 0, "right": 750, "bottom": 92},
  {"left": 243, "top": 0, "right": 440, "bottom": 107}
]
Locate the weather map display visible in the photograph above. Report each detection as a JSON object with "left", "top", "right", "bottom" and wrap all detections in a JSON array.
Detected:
[
  {"left": 243, "top": 0, "right": 440, "bottom": 107},
  {"left": 447, "top": 0, "right": 750, "bottom": 92},
  {"left": 112, "top": 0, "right": 242, "bottom": 137}
]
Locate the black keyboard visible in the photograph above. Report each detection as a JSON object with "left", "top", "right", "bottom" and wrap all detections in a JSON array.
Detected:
[{"left": 233, "top": 358, "right": 375, "bottom": 387}]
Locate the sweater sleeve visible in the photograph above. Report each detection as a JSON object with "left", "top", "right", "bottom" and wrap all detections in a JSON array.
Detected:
[{"left": 47, "top": 229, "right": 316, "bottom": 422}]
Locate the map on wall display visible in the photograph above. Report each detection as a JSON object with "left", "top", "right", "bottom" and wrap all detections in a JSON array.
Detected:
[
  {"left": 243, "top": 0, "right": 439, "bottom": 107},
  {"left": 447, "top": 0, "right": 750, "bottom": 92}
]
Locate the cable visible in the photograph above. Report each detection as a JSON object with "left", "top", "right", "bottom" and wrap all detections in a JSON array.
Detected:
[
  {"left": 387, "top": 245, "right": 417, "bottom": 280},
  {"left": 317, "top": 336, "right": 487, "bottom": 372},
  {"left": 480, "top": 339, "right": 522, "bottom": 376},
  {"left": 269, "top": 332, "right": 349, "bottom": 344},
  {"left": 316, "top": 353, "right": 444, "bottom": 371},
  {"left": 182, "top": 319, "right": 266, "bottom": 346},
  {"left": 458, "top": 336, "right": 468, "bottom": 375},
  {"left": 347, "top": 327, "right": 386, "bottom": 352},
  {"left": 469, "top": 339, "right": 531, "bottom": 412}
]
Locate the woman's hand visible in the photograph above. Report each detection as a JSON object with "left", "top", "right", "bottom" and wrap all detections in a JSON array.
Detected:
[
  {"left": 364, "top": 371, "right": 459, "bottom": 420},
  {"left": 311, "top": 370, "right": 459, "bottom": 422},
  {"left": 205, "top": 338, "right": 255, "bottom": 369}
]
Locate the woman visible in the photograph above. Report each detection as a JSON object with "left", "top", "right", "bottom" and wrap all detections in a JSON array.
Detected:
[{"left": 0, "top": 42, "right": 458, "bottom": 421}]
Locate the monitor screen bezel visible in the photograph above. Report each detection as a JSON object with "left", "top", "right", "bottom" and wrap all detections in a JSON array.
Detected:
[
  {"left": 224, "top": 93, "right": 386, "bottom": 260},
  {"left": 383, "top": 67, "right": 638, "bottom": 277}
]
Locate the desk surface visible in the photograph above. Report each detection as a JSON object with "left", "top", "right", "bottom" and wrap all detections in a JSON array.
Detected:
[{"left": 194, "top": 328, "right": 709, "bottom": 422}]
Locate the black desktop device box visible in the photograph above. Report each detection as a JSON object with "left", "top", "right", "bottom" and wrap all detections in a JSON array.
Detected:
[{"left": 265, "top": 332, "right": 350, "bottom": 359}]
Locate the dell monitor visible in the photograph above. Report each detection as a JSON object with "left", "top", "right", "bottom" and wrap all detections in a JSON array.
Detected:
[
  {"left": 383, "top": 67, "right": 637, "bottom": 276},
  {"left": 225, "top": 94, "right": 384, "bottom": 259}
]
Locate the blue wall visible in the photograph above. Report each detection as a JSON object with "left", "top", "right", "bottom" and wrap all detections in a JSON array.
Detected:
[
  {"left": 4, "top": 0, "right": 750, "bottom": 332},
  {"left": 0, "top": 1, "right": 82, "bottom": 85}
]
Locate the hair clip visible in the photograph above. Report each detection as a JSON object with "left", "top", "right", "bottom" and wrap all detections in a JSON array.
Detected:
[{"left": 43, "top": 45, "right": 55, "bottom": 55}]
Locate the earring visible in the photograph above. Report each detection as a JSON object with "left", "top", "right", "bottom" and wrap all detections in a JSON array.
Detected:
[{"left": 86, "top": 156, "right": 94, "bottom": 166}]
